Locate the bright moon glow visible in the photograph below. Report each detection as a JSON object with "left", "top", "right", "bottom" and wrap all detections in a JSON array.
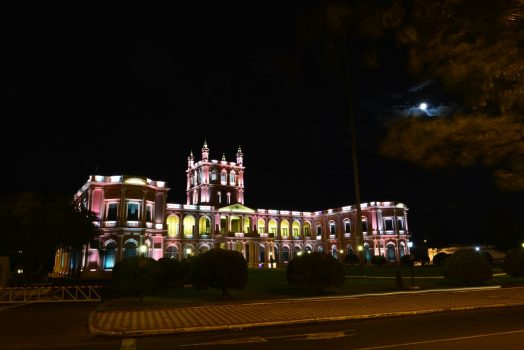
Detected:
[{"left": 419, "top": 102, "right": 428, "bottom": 111}]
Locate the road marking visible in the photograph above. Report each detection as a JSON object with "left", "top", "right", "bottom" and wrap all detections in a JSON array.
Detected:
[
  {"left": 182, "top": 330, "right": 356, "bottom": 346},
  {"left": 354, "top": 329, "right": 524, "bottom": 349},
  {"left": 181, "top": 336, "right": 267, "bottom": 346},
  {"left": 121, "top": 338, "right": 136, "bottom": 350}
]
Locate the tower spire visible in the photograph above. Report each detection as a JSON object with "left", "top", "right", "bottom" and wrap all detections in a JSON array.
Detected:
[
  {"left": 187, "top": 149, "right": 194, "bottom": 168},
  {"left": 236, "top": 145, "right": 243, "bottom": 165},
  {"left": 201, "top": 139, "right": 209, "bottom": 161}
]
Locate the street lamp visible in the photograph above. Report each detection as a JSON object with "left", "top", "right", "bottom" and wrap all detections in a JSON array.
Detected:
[
  {"left": 358, "top": 245, "right": 364, "bottom": 272},
  {"left": 139, "top": 244, "right": 147, "bottom": 257},
  {"left": 407, "top": 241, "right": 416, "bottom": 288}
]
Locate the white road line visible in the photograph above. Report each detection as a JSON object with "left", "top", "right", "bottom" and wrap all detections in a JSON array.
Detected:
[
  {"left": 355, "top": 329, "right": 524, "bottom": 350},
  {"left": 121, "top": 338, "right": 136, "bottom": 350}
]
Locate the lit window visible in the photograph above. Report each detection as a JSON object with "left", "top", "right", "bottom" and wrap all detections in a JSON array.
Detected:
[
  {"left": 361, "top": 220, "right": 368, "bottom": 233},
  {"left": 282, "top": 228, "right": 288, "bottom": 236},
  {"left": 304, "top": 227, "right": 310, "bottom": 236},
  {"left": 227, "top": 192, "right": 231, "bottom": 204},
  {"left": 329, "top": 221, "right": 336, "bottom": 235},
  {"left": 127, "top": 203, "right": 140, "bottom": 220},
  {"left": 146, "top": 205, "right": 152, "bottom": 222},
  {"left": 106, "top": 203, "right": 118, "bottom": 221},
  {"left": 385, "top": 219, "right": 394, "bottom": 231},
  {"left": 220, "top": 170, "right": 227, "bottom": 185},
  {"left": 211, "top": 169, "right": 217, "bottom": 181},
  {"left": 229, "top": 171, "right": 236, "bottom": 185}
]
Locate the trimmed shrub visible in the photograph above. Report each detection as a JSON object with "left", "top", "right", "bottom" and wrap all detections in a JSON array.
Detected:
[
  {"left": 158, "top": 258, "right": 185, "bottom": 287},
  {"left": 400, "top": 254, "right": 413, "bottom": 266},
  {"left": 442, "top": 249, "right": 492, "bottom": 285},
  {"left": 502, "top": 250, "right": 524, "bottom": 277},
  {"left": 112, "top": 256, "right": 163, "bottom": 298},
  {"left": 479, "top": 251, "right": 493, "bottom": 265},
  {"left": 432, "top": 252, "right": 449, "bottom": 266},
  {"left": 287, "top": 252, "right": 344, "bottom": 293},
  {"left": 344, "top": 253, "right": 360, "bottom": 266},
  {"left": 371, "top": 255, "right": 387, "bottom": 267},
  {"left": 191, "top": 248, "right": 248, "bottom": 298}
]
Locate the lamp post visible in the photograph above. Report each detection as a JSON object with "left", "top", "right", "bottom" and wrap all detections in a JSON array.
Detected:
[
  {"left": 138, "top": 244, "right": 148, "bottom": 302},
  {"left": 407, "top": 241, "right": 416, "bottom": 288},
  {"left": 358, "top": 245, "right": 364, "bottom": 274}
]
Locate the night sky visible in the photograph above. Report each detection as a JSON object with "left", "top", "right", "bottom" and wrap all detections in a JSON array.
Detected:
[{"left": 4, "top": 3, "right": 522, "bottom": 246}]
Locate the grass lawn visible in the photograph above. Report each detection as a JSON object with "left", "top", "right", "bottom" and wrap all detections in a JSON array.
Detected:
[{"left": 97, "top": 264, "right": 524, "bottom": 311}]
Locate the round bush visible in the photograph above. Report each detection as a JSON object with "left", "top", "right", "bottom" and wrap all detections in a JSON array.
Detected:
[
  {"left": 400, "top": 254, "right": 413, "bottom": 266},
  {"left": 157, "top": 258, "right": 185, "bottom": 287},
  {"left": 479, "top": 251, "right": 493, "bottom": 265},
  {"left": 502, "top": 250, "right": 524, "bottom": 277},
  {"left": 112, "top": 256, "right": 163, "bottom": 297},
  {"left": 432, "top": 252, "right": 449, "bottom": 266},
  {"left": 371, "top": 255, "right": 387, "bottom": 267},
  {"left": 344, "top": 253, "right": 360, "bottom": 266},
  {"left": 442, "top": 249, "right": 492, "bottom": 285},
  {"left": 191, "top": 248, "right": 248, "bottom": 298},
  {"left": 287, "top": 252, "right": 344, "bottom": 293}
]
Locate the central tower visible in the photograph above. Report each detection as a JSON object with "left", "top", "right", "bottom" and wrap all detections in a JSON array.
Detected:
[{"left": 186, "top": 141, "right": 245, "bottom": 208}]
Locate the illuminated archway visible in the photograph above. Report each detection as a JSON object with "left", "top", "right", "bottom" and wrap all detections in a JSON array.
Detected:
[
  {"left": 243, "top": 216, "right": 252, "bottom": 233},
  {"left": 303, "top": 221, "right": 311, "bottom": 237},
  {"left": 183, "top": 215, "right": 195, "bottom": 238},
  {"left": 167, "top": 215, "right": 179, "bottom": 237},
  {"left": 199, "top": 216, "right": 211, "bottom": 235},
  {"left": 280, "top": 219, "right": 289, "bottom": 237},
  {"left": 268, "top": 219, "right": 277, "bottom": 235},
  {"left": 292, "top": 220, "right": 301, "bottom": 238},
  {"left": 257, "top": 218, "right": 266, "bottom": 233}
]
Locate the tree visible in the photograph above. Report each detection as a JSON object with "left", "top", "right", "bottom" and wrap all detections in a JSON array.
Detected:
[
  {"left": 442, "top": 249, "right": 493, "bottom": 285},
  {"left": 502, "top": 250, "right": 524, "bottom": 277},
  {"left": 0, "top": 192, "right": 98, "bottom": 280},
  {"left": 112, "top": 256, "right": 163, "bottom": 299},
  {"left": 379, "top": 0, "right": 524, "bottom": 191},
  {"left": 191, "top": 248, "right": 248, "bottom": 299},
  {"left": 286, "top": 252, "right": 344, "bottom": 293}
]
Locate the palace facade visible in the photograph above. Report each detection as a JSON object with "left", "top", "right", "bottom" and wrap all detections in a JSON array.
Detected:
[{"left": 53, "top": 143, "right": 410, "bottom": 276}]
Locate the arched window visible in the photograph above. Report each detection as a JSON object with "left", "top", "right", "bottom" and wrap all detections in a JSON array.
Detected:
[
  {"left": 387, "top": 245, "right": 396, "bottom": 261},
  {"left": 192, "top": 190, "right": 198, "bottom": 204},
  {"left": 331, "top": 245, "right": 338, "bottom": 258},
  {"left": 229, "top": 170, "right": 236, "bottom": 185},
  {"left": 344, "top": 219, "right": 351, "bottom": 235},
  {"left": 257, "top": 218, "right": 266, "bottom": 233},
  {"left": 220, "top": 170, "right": 227, "bottom": 185},
  {"left": 104, "top": 241, "right": 117, "bottom": 269},
  {"left": 167, "top": 215, "right": 179, "bottom": 237},
  {"left": 292, "top": 221, "right": 300, "bottom": 237},
  {"left": 329, "top": 221, "right": 336, "bottom": 236},
  {"left": 361, "top": 217, "right": 368, "bottom": 234},
  {"left": 282, "top": 246, "right": 290, "bottom": 262},
  {"left": 166, "top": 245, "right": 178, "bottom": 259},
  {"left": 183, "top": 215, "right": 196, "bottom": 237},
  {"left": 124, "top": 241, "right": 137, "bottom": 258},
  {"left": 211, "top": 168, "right": 217, "bottom": 181},
  {"left": 268, "top": 219, "right": 278, "bottom": 235},
  {"left": 280, "top": 220, "right": 289, "bottom": 237}
]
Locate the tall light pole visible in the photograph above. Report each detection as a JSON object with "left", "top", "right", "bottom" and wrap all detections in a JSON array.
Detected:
[{"left": 342, "top": 9, "right": 365, "bottom": 273}]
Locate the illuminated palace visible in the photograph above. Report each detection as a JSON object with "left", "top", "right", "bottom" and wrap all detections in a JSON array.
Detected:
[{"left": 53, "top": 142, "right": 410, "bottom": 275}]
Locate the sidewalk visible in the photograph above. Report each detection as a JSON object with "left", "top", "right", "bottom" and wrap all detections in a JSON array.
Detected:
[{"left": 89, "top": 286, "right": 524, "bottom": 337}]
